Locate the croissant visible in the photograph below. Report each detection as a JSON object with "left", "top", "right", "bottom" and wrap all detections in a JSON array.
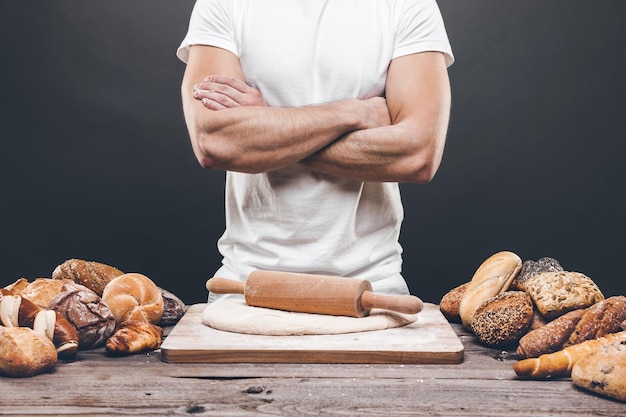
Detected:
[
  {"left": 513, "top": 330, "right": 626, "bottom": 379},
  {"left": 0, "top": 289, "right": 79, "bottom": 358},
  {"left": 105, "top": 320, "right": 163, "bottom": 355}
]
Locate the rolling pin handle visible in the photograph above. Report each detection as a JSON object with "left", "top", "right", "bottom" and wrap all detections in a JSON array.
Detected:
[
  {"left": 206, "top": 277, "right": 245, "bottom": 295},
  {"left": 360, "top": 291, "right": 423, "bottom": 315}
]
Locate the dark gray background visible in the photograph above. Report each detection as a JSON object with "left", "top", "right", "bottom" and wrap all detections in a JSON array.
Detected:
[{"left": 1, "top": 1, "right": 624, "bottom": 304}]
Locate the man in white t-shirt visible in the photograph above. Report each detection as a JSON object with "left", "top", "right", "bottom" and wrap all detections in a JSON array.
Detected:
[{"left": 177, "top": 0, "right": 454, "bottom": 302}]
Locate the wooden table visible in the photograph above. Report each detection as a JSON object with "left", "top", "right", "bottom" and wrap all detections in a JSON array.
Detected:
[{"left": 1, "top": 316, "right": 624, "bottom": 416}]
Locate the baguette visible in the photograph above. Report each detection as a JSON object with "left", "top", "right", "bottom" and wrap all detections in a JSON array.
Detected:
[
  {"left": 458, "top": 251, "right": 522, "bottom": 329},
  {"left": 513, "top": 330, "right": 626, "bottom": 379}
]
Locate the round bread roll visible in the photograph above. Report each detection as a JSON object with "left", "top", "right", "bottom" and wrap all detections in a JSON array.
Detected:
[
  {"left": 471, "top": 291, "right": 534, "bottom": 347},
  {"left": 102, "top": 273, "right": 164, "bottom": 325},
  {"left": 439, "top": 282, "right": 469, "bottom": 323},
  {"left": 52, "top": 259, "right": 124, "bottom": 296},
  {"left": 458, "top": 251, "right": 522, "bottom": 329},
  {"left": 0, "top": 326, "right": 57, "bottom": 377},
  {"left": 49, "top": 287, "right": 116, "bottom": 350}
]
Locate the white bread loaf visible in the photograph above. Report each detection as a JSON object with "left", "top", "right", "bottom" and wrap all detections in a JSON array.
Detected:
[{"left": 458, "top": 251, "right": 522, "bottom": 329}]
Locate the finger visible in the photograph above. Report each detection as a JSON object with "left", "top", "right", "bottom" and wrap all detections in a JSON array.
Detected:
[
  {"left": 201, "top": 98, "right": 227, "bottom": 111},
  {"left": 203, "top": 75, "right": 252, "bottom": 94},
  {"left": 194, "top": 88, "right": 240, "bottom": 108}
]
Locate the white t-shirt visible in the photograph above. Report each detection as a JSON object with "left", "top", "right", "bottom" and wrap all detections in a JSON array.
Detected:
[{"left": 178, "top": 0, "right": 454, "bottom": 299}]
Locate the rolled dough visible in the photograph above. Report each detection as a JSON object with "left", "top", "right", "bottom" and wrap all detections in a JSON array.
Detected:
[{"left": 202, "top": 300, "right": 418, "bottom": 336}]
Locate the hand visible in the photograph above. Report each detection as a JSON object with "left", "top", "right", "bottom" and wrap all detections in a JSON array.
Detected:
[
  {"left": 361, "top": 96, "right": 392, "bottom": 129},
  {"left": 193, "top": 75, "right": 267, "bottom": 110}
]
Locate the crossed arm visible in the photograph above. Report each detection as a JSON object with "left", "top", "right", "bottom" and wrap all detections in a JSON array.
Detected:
[{"left": 181, "top": 45, "right": 451, "bottom": 183}]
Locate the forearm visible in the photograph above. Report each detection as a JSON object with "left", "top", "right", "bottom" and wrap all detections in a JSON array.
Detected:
[{"left": 301, "top": 118, "right": 448, "bottom": 183}]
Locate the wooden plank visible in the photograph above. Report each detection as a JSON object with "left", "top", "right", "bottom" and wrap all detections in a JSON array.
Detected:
[{"left": 161, "top": 303, "right": 464, "bottom": 364}]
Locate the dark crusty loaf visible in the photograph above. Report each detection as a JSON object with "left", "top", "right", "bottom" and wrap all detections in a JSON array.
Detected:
[
  {"left": 517, "top": 309, "right": 585, "bottom": 358},
  {"left": 471, "top": 291, "right": 534, "bottom": 348},
  {"left": 49, "top": 287, "right": 116, "bottom": 349}
]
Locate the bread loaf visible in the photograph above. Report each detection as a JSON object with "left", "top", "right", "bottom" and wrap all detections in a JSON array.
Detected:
[
  {"left": 510, "top": 257, "right": 563, "bottom": 291},
  {"left": 458, "top": 251, "right": 522, "bottom": 329},
  {"left": 439, "top": 282, "right": 468, "bottom": 323},
  {"left": 524, "top": 271, "right": 604, "bottom": 319},
  {"left": 517, "top": 296, "right": 626, "bottom": 358},
  {"left": 471, "top": 291, "right": 533, "bottom": 348},
  {"left": 105, "top": 320, "right": 163, "bottom": 355},
  {"left": 571, "top": 339, "right": 626, "bottom": 402},
  {"left": 0, "top": 326, "right": 57, "bottom": 377},
  {"left": 15, "top": 278, "right": 87, "bottom": 308},
  {"left": 514, "top": 330, "right": 626, "bottom": 379},
  {"left": 102, "top": 273, "right": 164, "bottom": 325},
  {"left": 52, "top": 259, "right": 124, "bottom": 296},
  {"left": 158, "top": 287, "right": 186, "bottom": 326},
  {"left": 49, "top": 288, "right": 116, "bottom": 350}
]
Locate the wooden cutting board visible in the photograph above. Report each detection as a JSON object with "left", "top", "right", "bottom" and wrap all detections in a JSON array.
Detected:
[{"left": 160, "top": 303, "right": 464, "bottom": 364}]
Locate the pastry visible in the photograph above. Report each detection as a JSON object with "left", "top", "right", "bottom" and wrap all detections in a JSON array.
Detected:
[
  {"left": 105, "top": 320, "right": 163, "bottom": 355},
  {"left": 0, "top": 326, "right": 57, "bottom": 377},
  {"left": 52, "top": 259, "right": 124, "bottom": 296},
  {"left": 571, "top": 339, "right": 626, "bottom": 402},
  {"left": 439, "top": 282, "right": 468, "bottom": 323},
  {"left": 458, "top": 251, "right": 522, "bottom": 328},
  {"left": 470, "top": 291, "right": 533, "bottom": 347},
  {"left": 0, "top": 289, "right": 79, "bottom": 358},
  {"left": 510, "top": 257, "right": 563, "bottom": 291},
  {"left": 49, "top": 288, "right": 116, "bottom": 350},
  {"left": 524, "top": 271, "right": 604, "bottom": 319},
  {"left": 514, "top": 330, "right": 626, "bottom": 379},
  {"left": 102, "top": 273, "right": 164, "bottom": 325}
]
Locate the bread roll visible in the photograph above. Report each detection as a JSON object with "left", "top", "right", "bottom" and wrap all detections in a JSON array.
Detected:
[
  {"left": 105, "top": 320, "right": 163, "bottom": 355},
  {"left": 572, "top": 340, "right": 626, "bottom": 402},
  {"left": 49, "top": 288, "right": 116, "bottom": 350},
  {"left": 471, "top": 291, "right": 533, "bottom": 348},
  {"left": 524, "top": 271, "right": 604, "bottom": 319},
  {"left": 510, "top": 257, "right": 563, "bottom": 291},
  {"left": 3, "top": 278, "right": 29, "bottom": 294},
  {"left": 102, "top": 273, "right": 164, "bottom": 325},
  {"left": 439, "top": 282, "right": 468, "bottom": 323},
  {"left": 458, "top": 251, "right": 522, "bottom": 329},
  {"left": 0, "top": 327, "right": 57, "bottom": 377},
  {"left": 52, "top": 259, "right": 124, "bottom": 296}
]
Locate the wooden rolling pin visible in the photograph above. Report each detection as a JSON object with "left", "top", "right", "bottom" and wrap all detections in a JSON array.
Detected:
[{"left": 206, "top": 270, "right": 423, "bottom": 317}]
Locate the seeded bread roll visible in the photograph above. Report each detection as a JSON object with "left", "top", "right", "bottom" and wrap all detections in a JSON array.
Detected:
[
  {"left": 471, "top": 291, "right": 534, "bottom": 347},
  {"left": 52, "top": 259, "right": 124, "bottom": 296},
  {"left": 524, "top": 271, "right": 604, "bottom": 319},
  {"left": 510, "top": 257, "right": 564, "bottom": 291},
  {"left": 102, "top": 273, "right": 164, "bottom": 325},
  {"left": 0, "top": 327, "right": 57, "bottom": 377},
  {"left": 571, "top": 339, "right": 626, "bottom": 402},
  {"left": 458, "top": 251, "right": 522, "bottom": 329},
  {"left": 439, "top": 282, "right": 469, "bottom": 323}
]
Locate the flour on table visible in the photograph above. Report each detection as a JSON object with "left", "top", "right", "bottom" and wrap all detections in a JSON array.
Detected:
[{"left": 201, "top": 299, "right": 418, "bottom": 336}]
